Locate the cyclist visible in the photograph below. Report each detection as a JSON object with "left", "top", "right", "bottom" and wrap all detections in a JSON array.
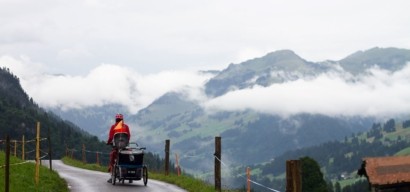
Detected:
[{"left": 106, "top": 113, "right": 131, "bottom": 183}]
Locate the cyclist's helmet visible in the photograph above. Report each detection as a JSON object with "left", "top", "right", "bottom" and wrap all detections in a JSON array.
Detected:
[{"left": 115, "top": 113, "right": 123, "bottom": 120}]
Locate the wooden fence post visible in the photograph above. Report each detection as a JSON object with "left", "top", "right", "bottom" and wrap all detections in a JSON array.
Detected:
[
  {"left": 5, "top": 135, "right": 10, "bottom": 192},
  {"left": 215, "top": 136, "right": 221, "bottom": 192},
  {"left": 13, "top": 140, "right": 17, "bottom": 157},
  {"left": 165, "top": 139, "right": 170, "bottom": 175},
  {"left": 175, "top": 153, "right": 181, "bottom": 176},
  {"left": 286, "top": 160, "right": 302, "bottom": 192},
  {"left": 35, "top": 122, "right": 40, "bottom": 185},
  {"left": 82, "top": 144, "right": 86, "bottom": 163},
  {"left": 247, "top": 167, "right": 251, "bottom": 192},
  {"left": 48, "top": 127, "right": 52, "bottom": 171},
  {"left": 22, "top": 135, "right": 25, "bottom": 160},
  {"left": 96, "top": 152, "right": 100, "bottom": 166}
]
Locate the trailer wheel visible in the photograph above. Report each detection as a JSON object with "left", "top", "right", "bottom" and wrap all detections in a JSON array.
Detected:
[{"left": 143, "top": 165, "right": 148, "bottom": 186}]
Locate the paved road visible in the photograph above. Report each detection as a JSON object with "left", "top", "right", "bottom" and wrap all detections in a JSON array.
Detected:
[{"left": 46, "top": 160, "right": 187, "bottom": 192}]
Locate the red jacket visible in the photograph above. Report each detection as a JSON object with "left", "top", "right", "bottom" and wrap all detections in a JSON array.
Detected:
[{"left": 107, "top": 120, "right": 131, "bottom": 144}]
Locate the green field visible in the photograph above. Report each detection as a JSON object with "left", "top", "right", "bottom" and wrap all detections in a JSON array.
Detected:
[{"left": 0, "top": 151, "right": 68, "bottom": 192}]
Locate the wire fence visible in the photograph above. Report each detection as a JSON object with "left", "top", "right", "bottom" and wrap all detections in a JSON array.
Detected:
[
  {"left": 138, "top": 140, "right": 283, "bottom": 192},
  {"left": 154, "top": 138, "right": 283, "bottom": 192},
  {"left": 213, "top": 154, "right": 281, "bottom": 192},
  {"left": 0, "top": 137, "right": 50, "bottom": 169},
  {"left": 2, "top": 135, "right": 287, "bottom": 192},
  {"left": 64, "top": 146, "right": 111, "bottom": 166}
]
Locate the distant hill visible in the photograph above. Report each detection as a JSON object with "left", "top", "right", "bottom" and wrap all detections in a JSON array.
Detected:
[
  {"left": 205, "top": 50, "right": 327, "bottom": 97},
  {"left": 133, "top": 92, "right": 373, "bottom": 167},
  {"left": 50, "top": 104, "right": 129, "bottom": 139},
  {"left": 339, "top": 47, "right": 410, "bottom": 74},
  {"left": 205, "top": 47, "right": 410, "bottom": 97}
]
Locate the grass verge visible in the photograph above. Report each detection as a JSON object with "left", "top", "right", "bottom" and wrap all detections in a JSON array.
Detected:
[
  {"left": 0, "top": 151, "right": 68, "bottom": 192},
  {"left": 61, "top": 156, "right": 237, "bottom": 192}
]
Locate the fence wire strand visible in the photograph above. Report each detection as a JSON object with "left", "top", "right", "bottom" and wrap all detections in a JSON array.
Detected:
[
  {"left": 214, "top": 154, "right": 281, "bottom": 192},
  {"left": 0, "top": 161, "right": 32, "bottom": 169},
  {"left": 0, "top": 137, "right": 50, "bottom": 169},
  {"left": 3, "top": 136, "right": 284, "bottom": 191}
]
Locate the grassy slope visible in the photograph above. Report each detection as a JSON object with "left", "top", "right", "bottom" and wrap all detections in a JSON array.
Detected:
[
  {"left": 335, "top": 123, "right": 410, "bottom": 188},
  {"left": 390, "top": 124, "right": 410, "bottom": 156},
  {"left": 0, "top": 151, "right": 68, "bottom": 192},
  {"left": 253, "top": 122, "right": 410, "bottom": 189}
]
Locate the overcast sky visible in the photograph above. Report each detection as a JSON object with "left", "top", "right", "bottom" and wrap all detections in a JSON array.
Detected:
[{"left": 1, "top": 0, "right": 410, "bottom": 117}]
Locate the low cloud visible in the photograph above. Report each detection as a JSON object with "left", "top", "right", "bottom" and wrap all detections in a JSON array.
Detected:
[
  {"left": 0, "top": 55, "right": 213, "bottom": 113},
  {"left": 2, "top": 55, "right": 410, "bottom": 118},
  {"left": 204, "top": 64, "right": 410, "bottom": 118}
]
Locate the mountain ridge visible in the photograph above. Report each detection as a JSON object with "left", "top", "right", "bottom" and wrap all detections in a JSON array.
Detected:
[
  {"left": 205, "top": 47, "right": 410, "bottom": 97},
  {"left": 340, "top": 47, "right": 410, "bottom": 74},
  {"left": 204, "top": 49, "right": 323, "bottom": 97}
]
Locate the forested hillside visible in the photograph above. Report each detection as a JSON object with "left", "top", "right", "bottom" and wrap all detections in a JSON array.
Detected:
[
  {"left": 228, "top": 118, "right": 410, "bottom": 191},
  {"left": 0, "top": 67, "right": 109, "bottom": 162}
]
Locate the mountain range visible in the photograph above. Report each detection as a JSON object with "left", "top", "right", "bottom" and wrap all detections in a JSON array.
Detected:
[{"left": 49, "top": 47, "right": 410, "bottom": 173}]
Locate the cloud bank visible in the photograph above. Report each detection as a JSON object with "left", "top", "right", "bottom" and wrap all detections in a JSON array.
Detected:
[
  {"left": 2, "top": 55, "right": 410, "bottom": 118},
  {"left": 0, "top": 55, "right": 213, "bottom": 113},
  {"left": 204, "top": 64, "right": 410, "bottom": 118}
]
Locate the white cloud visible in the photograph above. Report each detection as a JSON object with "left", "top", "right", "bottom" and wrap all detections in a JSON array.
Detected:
[
  {"left": 0, "top": 57, "right": 213, "bottom": 113},
  {"left": 204, "top": 64, "right": 410, "bottom": 118},
  {"left": 0, "top": 55, "right": 45, "bottom": 79}
]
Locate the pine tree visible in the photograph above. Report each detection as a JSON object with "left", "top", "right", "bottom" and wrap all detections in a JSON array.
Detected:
[
  {"left": 300, "top": 156, "right": 328, "bottom": 192},
  {"left": 335, "top": 182, "right": 342, "bottom": 192}
]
